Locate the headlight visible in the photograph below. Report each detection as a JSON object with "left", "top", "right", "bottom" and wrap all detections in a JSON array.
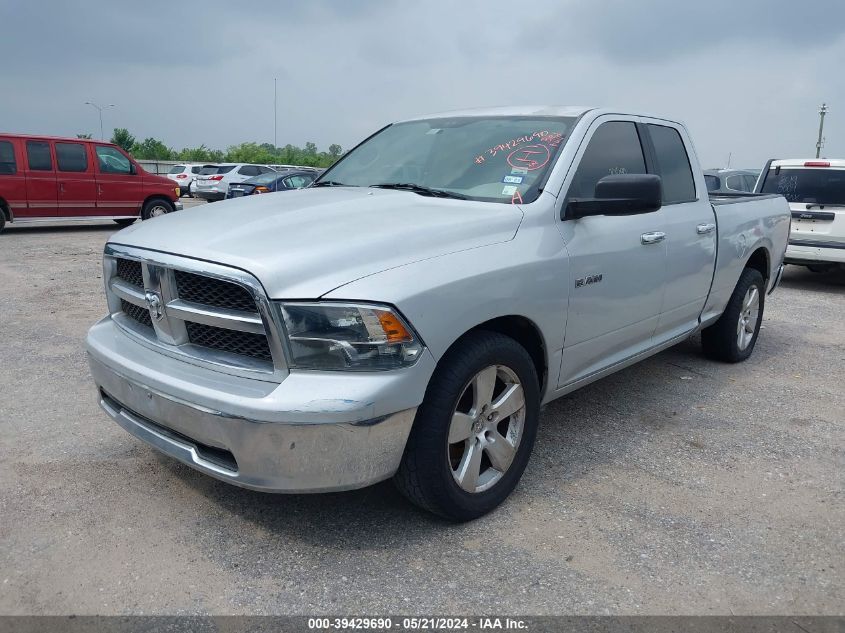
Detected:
[{"left": 279, "top": 302, "right": 423, "bottom": 371}]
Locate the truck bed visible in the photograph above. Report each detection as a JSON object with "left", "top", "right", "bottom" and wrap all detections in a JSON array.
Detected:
[{"left": 709, "top": 192, "right": 784, "bottom": 205}]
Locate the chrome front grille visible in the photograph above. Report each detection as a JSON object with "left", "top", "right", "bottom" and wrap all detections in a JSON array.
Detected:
[
  {"left": 185, "top": 321, "right": 273, "bottom": 361},
  {"left": 174, "top": 270, "right": 257, "bottom": 312},
  {"left": 103, "top": 244, "right": 288, "bottom": 382},
  {"left": 120, "top": 298, "right": 153, "bottom": 329},
  {"left": 115, "top": 258, "right": 143, "bottom": 289}
]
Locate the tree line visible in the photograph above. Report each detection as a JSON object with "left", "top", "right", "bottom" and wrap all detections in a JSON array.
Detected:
[{"left": 79, "top": 128, "right": 343, "bottom": 167}]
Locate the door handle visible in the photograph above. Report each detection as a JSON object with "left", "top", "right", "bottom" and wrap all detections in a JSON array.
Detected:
[
  {"left": 58, "top": 182, "right": 65, "bottom": 194},
  {"left": 697, "top": 223, "right": 716, "bottom": 235},
  {"left": 641, "top": 231, "right": 666, "bottom": 245}
]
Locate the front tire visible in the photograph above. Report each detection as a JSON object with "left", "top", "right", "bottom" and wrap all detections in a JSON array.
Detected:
[
  {"left": 394, "top": 331, "right": 540, "bottom": 521},
  {"left": 701, "top": 268, "right": 765, "bottom": 362},
  {"left": 141, "top": 198, "right": 172, "bottom": 221}
]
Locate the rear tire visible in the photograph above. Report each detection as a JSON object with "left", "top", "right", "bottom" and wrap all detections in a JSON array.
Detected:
[
  {"left": 113, "top": 219, "right": 135, "bottom": 227},
  {"left": 0, "top": 210, "right": 6, "bottom": 234},
  {"left": 394, "top": 331, "right": 540, "bottom": 521},
  {"left": 141, "top": 198, "right": 172, "bottom": 221},
  {"left": 701, "top": 268, "right": 765, "bottom": 363}
]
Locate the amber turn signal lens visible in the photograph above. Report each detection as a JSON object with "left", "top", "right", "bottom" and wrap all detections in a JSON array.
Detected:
[
  {"left": 254, "top": 186, "right": 269, "bottom": 194},
  {"left": 376, "top": 310, "right": 413, "bottom": 343}
]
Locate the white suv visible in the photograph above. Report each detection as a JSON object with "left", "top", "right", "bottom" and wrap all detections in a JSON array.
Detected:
[
  {"left": 194, "top": 164, "right": 277, "bottom": 202},
  {"left": 758, "top": 159, "right": 845, "bottom": 272},
  {"left": 166, "top": 164, "right": 205, "bottom": 197}
]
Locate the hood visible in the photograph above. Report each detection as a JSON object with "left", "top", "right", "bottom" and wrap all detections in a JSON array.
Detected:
[{"left": 112, "top": 187, "right": 523, "bottom": 298}]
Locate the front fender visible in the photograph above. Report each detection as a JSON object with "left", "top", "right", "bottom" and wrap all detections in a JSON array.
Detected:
[{"left": 323, "top": 224, "right": 570, "bottom": 388}]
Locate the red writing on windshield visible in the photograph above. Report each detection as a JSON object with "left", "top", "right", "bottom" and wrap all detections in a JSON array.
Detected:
[
  {"left": 507, "top": 144, "right": 551, "bottom": 171},
  {"left": 474, "top": 130, "right": 564, "bottom": 164}
]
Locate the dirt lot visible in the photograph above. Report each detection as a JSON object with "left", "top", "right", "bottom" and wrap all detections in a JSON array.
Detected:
[{"left": 0, "top": 219, "right": 842, "bottom": 615}]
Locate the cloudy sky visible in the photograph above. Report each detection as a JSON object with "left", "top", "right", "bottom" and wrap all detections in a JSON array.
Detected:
[{"left": 1, "top": 0, "right": 843, "bottom": 168}]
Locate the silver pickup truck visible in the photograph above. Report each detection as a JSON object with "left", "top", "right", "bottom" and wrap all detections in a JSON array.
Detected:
[{"left": 86, "top": 107, "right": 790, "bottom": 521}]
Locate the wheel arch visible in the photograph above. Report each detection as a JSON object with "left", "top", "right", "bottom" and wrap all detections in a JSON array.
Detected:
[
  {"left": 442, "top": 315, "right": 548, "bottom": 396},
  {"left": 744, "top": 246, "right": 770, "bottom": 283}
]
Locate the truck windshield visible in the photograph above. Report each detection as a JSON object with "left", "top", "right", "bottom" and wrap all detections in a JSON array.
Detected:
[
  {"left": 760, "top": 167, "right": 845, "bottom": 205},
  {"left": 316, "top": 116, "right": 577, "bottom": 204}
]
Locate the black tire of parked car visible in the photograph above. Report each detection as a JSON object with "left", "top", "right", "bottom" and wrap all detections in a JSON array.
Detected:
[
  {"left": 0, "top": 210, "right": 5, "bottom": 234},
  {"left": 140, "top": 198, "right": 173, "bottom": 221},
  {"left": 393, "top": 331, "right": 540, "bottom": 522},
  {"left": 701, "top": 267, "right": 765, "bottom": 363},
  {"left": 113, "top": 219, "right": 136, "bottom": 227}
]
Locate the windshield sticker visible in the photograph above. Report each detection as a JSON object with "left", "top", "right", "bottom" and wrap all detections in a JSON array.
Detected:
[
  {"left": 511, "top": 167, "right": 528, "bottom": 175},
  {"left": 511, "top": 189, "right": 524, "bottom": 205},
  {"left": 503, "top": 175, "right": 523, "bottom": 184},
  {"left": 502, "top": 185, "right": 518, "bottom": 196},
  {"left": 507, "top": 144, "right": 551, "bottom": 171}
]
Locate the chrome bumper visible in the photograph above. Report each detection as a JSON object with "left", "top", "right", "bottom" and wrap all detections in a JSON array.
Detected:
[
  {"left": 173, "top": 201, "right": 184, "bottom": 211},
  {"left": 86, "top": 317, "right": 431, "bottom": 493}
]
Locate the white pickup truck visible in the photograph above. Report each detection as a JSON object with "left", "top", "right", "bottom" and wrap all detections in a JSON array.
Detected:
[{"left": 86, "top": 107, "right": 790, "bottom": 521}]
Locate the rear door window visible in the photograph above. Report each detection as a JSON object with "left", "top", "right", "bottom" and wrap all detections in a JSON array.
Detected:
[
  {"left": 26, "top": 141, "right": 53, "bottom": 171},
  {"left": 567, "top": 121, "right": 646, "bottom": 201},
  {"left": 760, "top": 167, "right": 845, "bottom": 205},
  {"left": 647, "top": 124, "right": 696, "bottom": 203},
  {"left": 725, "top": 174, "right": 749, "bottom": 192},
  {"left": 55, "top": 142, "right": 89, "bottom": 172},
  {"left": 0, "top": 140, "right": 16, "bottom": 174},
  {"left": 238, "top": 165, "right": 260, "bottom": 176}
]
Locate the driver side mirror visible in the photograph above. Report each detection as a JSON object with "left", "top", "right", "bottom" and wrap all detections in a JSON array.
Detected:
[
  {"left": 129, "top": 163, "right": 137, "bottom": 175},
  {"left": 564, "top": 174, "right": 662, "bottom": 220}
]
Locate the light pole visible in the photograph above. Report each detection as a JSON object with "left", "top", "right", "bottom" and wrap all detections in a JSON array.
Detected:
[
  {"left": 273, "top": 78, "right": 277, "bottom": 149},
  {"left": 85, "top": 101, "right": 115, "bottom": 140},
  {"left": 816, "top": 103, "right": 829, "bottom": 159}
]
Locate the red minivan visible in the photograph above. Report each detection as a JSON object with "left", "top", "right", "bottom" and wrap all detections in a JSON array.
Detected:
[{"left": 0, "top": 134, "right": 182, "bottom": 234}]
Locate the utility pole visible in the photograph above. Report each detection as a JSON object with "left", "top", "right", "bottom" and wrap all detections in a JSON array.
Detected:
[
  {"left": 273, "top": 78, "right": 277, "bottom": 149},
  {"left": 816, "top": 103, "right": 828, "bottom": 159},
  {"left": 85, "top": 101, "right": 115, "bottom": 140}
]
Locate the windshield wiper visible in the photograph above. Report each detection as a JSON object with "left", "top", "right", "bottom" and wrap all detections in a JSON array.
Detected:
[
  {"left": 311, "top": 180, "right": 350, "bottom": 187},
  {"left": 370, "top": 183, "right": 469, "bottom": 200}
]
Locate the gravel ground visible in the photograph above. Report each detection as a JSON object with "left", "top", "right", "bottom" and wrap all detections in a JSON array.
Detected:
[{"left": 0, "top": 218, "right": 842, "bottom": 615}]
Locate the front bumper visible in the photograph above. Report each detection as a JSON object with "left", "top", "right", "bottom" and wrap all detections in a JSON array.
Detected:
[
  {"left": 86, "top": 317, "right": 433, "bottom": 493},
  {"left": 173, "top": 200, "right": 184, "bottom": 211}
]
